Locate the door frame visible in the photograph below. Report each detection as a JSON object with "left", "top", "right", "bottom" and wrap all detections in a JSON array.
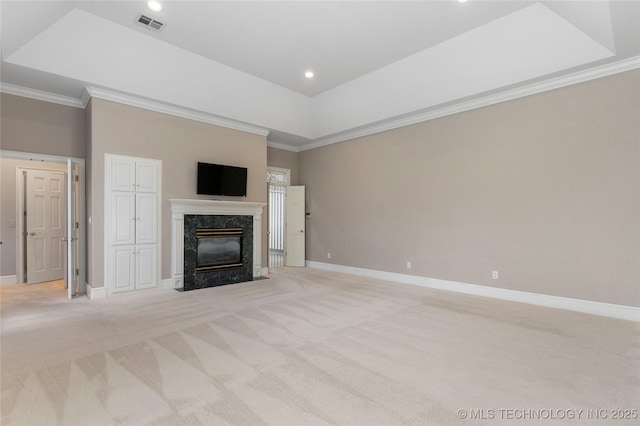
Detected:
[
  {"left": 21, "top": 167, "right": 66, "bottom": 284},
  {"left": 267, "top": 167, "right": 291, "bottom": 268},
  {"left": 3, "top": 150, "right": 86, "bottom": 292}
]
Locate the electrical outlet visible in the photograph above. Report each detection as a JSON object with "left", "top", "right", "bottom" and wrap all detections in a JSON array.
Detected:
[
  {"left": 492, "top": 270, "right": 499, "bottom": 279},
  {"left": 327, "top": 252, "right": 331, "bottom": 259},
  {"left": 406, "top": 261, "right": 412, "bottom": 269}
]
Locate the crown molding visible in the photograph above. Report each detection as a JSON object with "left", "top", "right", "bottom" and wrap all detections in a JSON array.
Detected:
[
  {"left": 299, "top": 55, "right": 640, "bottom": 152},
  {"left": 83, "top": 86, "right": 270, "bottom": 137},
  {"left": 80, "top": 87, "right": 91, "bottom": 107},
  {"left": 0, "top": 82, "right": 85, "bottom": 108},
  {"left": 3, "top": 55, "right": 639, "bottom": 151},
  {"left": 267, "top": 141, "right": 301, "bottom": 152}
]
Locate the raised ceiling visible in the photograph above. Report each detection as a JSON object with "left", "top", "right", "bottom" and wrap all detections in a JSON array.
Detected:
[{"left": 1, "top": 1, "right": 639, "bottom": 150}]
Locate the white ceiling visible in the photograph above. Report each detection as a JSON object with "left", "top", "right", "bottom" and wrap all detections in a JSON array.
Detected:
[{"left": 1, "top": 1, "right": 639, "bottom": 150}]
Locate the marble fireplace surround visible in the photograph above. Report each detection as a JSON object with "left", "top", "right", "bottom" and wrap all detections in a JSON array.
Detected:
[{"left": 169, "top": 199, "right": 266, "bottom": 290}]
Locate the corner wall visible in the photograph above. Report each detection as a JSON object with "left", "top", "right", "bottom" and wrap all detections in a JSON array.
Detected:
[
  {"left": 299, "top": 69, "right": 640, "bottom": 307},
  {"left": 0, "top": 92, "right": 87, "bottom": 281},
  {"left": 88, "top": 98, "right": 268, "bottom": 288},
  {"left": 267, "top": 146, "right": 299, "bottom": 185},
  {"left": 0, "top": 93, "right": 86, "bottom": 158}
]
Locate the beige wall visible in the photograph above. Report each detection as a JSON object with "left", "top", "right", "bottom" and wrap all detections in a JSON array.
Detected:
[
  {"left": 0, "top": 158, "right": 67, "bottom": 277},
  {"left": 3, "top": 70, "right": 637, "bottom": 306},
  {"left": 0, "top": 93, "right": 86, "bottom": 281},
  {"left": 299, "top": 70, "right": 640, "bottom": 307},
  {"left": 267, "top": 146, "right": 299, "bottom": 185},
  {"left": 88, "top": 98, "right": 268, "bottom": 288},
  {"left": 1, "top": 93, "right": 86, "bottom": 158}
]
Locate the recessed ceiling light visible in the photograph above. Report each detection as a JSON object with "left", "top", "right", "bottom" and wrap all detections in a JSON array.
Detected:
[
  {"left": 305, "top": 71, "right": 314, "bottom": 79},
  {"left": 147, "top": 1, "right": 162, "bottom": 12},
  {"left": 457, "top": 0, "right": 469, "bottom": 3}
]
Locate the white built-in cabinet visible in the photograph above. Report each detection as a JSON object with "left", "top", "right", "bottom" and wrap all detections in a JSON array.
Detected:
[{"left": 105, "top": 154, "right": 161, "bottom": 294}]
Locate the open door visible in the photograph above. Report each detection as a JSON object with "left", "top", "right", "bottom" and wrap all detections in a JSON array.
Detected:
[
  {"left": 25, "top": 170, "right": 65, "bottom": 284},
  {"left": 7, "top": 151, "right": 86, "bottom": 290},
  {"left": 285, "top": 186, "right": 305, "bottom": 267},
  {"left": 65, "top": 159, "right": 79, "bottom": 298}
]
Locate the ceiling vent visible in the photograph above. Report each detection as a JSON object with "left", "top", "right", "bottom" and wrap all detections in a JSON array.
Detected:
[{"left": 136, "top": 14, "right": 164, "bottom": 31}]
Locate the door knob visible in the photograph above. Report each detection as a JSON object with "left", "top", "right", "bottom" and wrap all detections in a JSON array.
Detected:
[
  {"left": 299, "top": 229, "right": 304, "bottom": 233},
  {"left": 29, "top": 231, "right": 37, "bottom": 236}
]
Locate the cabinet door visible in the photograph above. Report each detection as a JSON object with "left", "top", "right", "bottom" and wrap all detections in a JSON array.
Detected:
[
  {"left": 112, "top": 246, "right": 135, "bottom": 293},
  {"left": 136, "top": 193, "right": 157, "bottom": 244},
  {"left": 136, "top": 245, "right": 157, "bottom": 289},
  {"left": 136, "top": 161, "right": 158, "bottom": 193},
  {"left": 111, "top": 192, "right": 136, "bottom": 245},
  {"left": 111, "top": 158, "right": 136, "bottom": 192}
]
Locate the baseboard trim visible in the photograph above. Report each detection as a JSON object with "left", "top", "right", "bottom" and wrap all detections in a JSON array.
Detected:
[
  {"left": 161, "top": 278, "right": 173, "bottom": 289},
  {"left": 261, "top": 267, "right": 269, "bottom": 277},
  {"left": 86, "top": 283, "right": 106, "bottom": 300},
  {"left": 306, "top": 261, "right": 640, "bottom": 322},
  {"left": 0, "top": 275, "right": 17, "bottom": 285}
]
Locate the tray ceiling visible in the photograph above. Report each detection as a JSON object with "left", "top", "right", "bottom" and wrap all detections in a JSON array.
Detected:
[{"left": 1, "top": 1, "right": 638, "bottom": 150}]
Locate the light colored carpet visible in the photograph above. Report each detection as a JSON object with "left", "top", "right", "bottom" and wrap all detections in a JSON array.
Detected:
[{"left": 1, "top": 267, "right": 638, "bottom": 425}]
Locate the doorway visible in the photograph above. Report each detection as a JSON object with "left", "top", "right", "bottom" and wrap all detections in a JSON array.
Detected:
[
  {"left": 22, "top": 168, "right": 66, "bottom": 284},
  {"left": 267, "top": 168, "right": 289, "bottom": 269},
  {"left": 1, "top": 150, "right": 86, "bottom": 298}
]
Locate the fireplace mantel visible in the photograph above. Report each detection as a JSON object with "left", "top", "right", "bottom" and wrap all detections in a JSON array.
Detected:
[
  {"left": 169, "top": 199, "right": 266, "bottom": 216},
  {"left": 169, "top": 199, "right": 266, "bottom": 289}
]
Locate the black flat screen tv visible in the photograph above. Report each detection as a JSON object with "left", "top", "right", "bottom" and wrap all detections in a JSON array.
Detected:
[{"left": 197, "top": 162, "right": 247, "bottom": 197}]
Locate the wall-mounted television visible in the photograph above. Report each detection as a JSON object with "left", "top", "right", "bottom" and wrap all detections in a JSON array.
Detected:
[{"left": 197, "top": 162, "right": 247, "bottom": 197}]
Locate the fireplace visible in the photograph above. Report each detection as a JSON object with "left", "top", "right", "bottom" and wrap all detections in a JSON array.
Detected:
[
  {"left": 196, "top": 228, "right": 243, "bottom": 271},
  {"left": 182, "top": 214, "right": 254, "bottom": 290},
  {"left": 169, "top": 199, "right": 266, "bottom": 291}
]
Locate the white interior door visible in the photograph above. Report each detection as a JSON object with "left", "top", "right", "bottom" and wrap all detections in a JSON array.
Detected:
[
  {"left": 112, "top": 192, "right": 136, "bottom": 245},
  {"left": 26, "top": 170, "right": 65, "bottom": 284},
  {"left": 136, "top": 193, "right": 158, "bottom": 244},
  {"left": 65, "top": 160, "right": 79, "bottom": 298},
  {"left": 110, "top": 158, "right": 136, "bottom": 191},
  {"left": 285, "top": 186, "right": 306, "bottom": 267},
  {"left": 112, "top": 246, "right": 135, "bottom": 292},
  {"left": 136, "top": 161, "right": 159, "bottom": 192},
  {"left": 136, "top": 245, "right": 157, "bottom": 289}
]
